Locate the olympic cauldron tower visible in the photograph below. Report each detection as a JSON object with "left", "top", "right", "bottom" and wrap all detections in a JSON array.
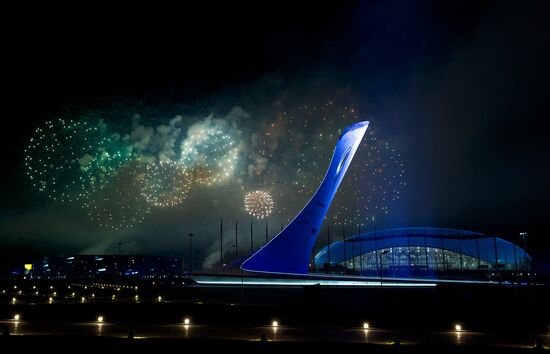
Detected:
[{"left": 241, "top": 121, "right": 368, "bottom": 275}]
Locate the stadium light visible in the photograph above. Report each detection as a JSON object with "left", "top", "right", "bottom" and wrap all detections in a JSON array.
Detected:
[{"left": 519, "top": 232, "right": 527, "bottom": 251}]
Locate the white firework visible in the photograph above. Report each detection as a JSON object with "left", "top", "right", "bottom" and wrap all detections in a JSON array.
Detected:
[
  {"left": 244, "top": 191, "right": 274, "bottom": 219},
  {"left": 180, "top": 124, "right": 239, "bottom": 186},
  {"left": 141, "top": 160, "right": 191, "bottom": 208}
]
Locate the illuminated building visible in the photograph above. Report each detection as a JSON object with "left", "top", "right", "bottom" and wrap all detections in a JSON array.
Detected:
[
  {"left": 314, "top": 227, "right": 532, "bottom": 279},
  {"left": 33, "top": 255, "right": 182, "bottom": 279}
]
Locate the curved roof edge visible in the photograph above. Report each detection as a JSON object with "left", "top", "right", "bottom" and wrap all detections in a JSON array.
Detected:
[{"left": 348, "top": 227, "right": 486, "bottom": 241}]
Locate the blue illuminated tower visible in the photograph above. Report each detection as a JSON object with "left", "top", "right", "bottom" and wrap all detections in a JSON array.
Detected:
[{"left": 241, "top": 121, "right": 369, "bottom": 274}]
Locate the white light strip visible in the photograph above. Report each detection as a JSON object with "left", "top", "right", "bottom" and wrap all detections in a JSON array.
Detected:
[{"left": 196, "top": 279, "right": 437, "bottom": 287}]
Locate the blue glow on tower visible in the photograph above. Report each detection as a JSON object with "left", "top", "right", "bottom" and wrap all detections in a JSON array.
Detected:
[{"left": 241, "top": 121, "right": 369, "bottom": 274}]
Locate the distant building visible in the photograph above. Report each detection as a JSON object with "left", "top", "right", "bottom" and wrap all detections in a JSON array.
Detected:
[{"left": 31, "top": 255, "right": 183, "bottom": 279}]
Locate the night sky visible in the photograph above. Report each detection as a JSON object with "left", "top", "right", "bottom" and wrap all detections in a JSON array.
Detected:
[{"left": 2, "top": 2, "right": 549, "bottom": 270}]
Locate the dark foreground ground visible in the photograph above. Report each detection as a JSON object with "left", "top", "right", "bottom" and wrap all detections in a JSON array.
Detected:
[
  {"left": 1, "top": 335, "right": 548, "bottom": 354},
  {"left": 0, "top": 278, "right": 548, "bottom": 352}
]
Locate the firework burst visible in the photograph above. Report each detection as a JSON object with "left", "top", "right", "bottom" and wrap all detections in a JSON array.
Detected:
[
  {"left": 256, "top": 101, "right": 405, "bottom": 226},
  {"left": 180, "top": 125, "right": 239, "bottom": 186},
  {"left": 330, "top": 129, "right": 406, "bottom": 226},
  {"left": 24, "top": 118, "right": 133, "bottom": 203},
  {"left": 85, "top": 161, "right": 150, "bottom": 230},
  {"left": 141, "top": 160, "right": 191, "bottom": 207},
  {"left": 244, "top": 190, "right": 274, "bottom": 219}
]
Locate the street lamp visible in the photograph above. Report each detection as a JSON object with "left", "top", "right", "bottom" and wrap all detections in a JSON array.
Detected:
[
  {"left": 519, "top": 232, "right": 527, "bottom": 251},
  {"left": 379, "top": 250, "right": 389, "bottom": 287},
  {"left": 188, "top": 233, "right": 194, "bottom": 273}
]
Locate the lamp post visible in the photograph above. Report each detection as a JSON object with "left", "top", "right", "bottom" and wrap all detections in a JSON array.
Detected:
[
  {"left": 188, "top": 233, "right": 194, "bottom": 273},
  {"left": 235, "top": 220, "right": 238, "bottom": 260},
  {"left": 327, "top": 225, "right": 331, "bottom": 274},
  {"left": 379, "top": 250, "right": 389, "bottom": 288},
  {"left": 250, "top": 220, "right": 254, "bottom": 254},
  {"left": 519, "top": 232, "right": 527, "bottom": 251},
  {"left": 519, "top": 232, "right": 528, "bottom": 272},
  {"left": 17, "top": 236, "right": 24, "bottom": 279}
]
